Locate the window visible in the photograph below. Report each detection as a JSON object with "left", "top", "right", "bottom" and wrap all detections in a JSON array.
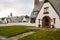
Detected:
[
  {"left": 30, "top": 18, "right": 36, "bottom": 23},
  {"left": 53, "top": 18, "right": 56, "bottom": 24},
  {"left": 38, "top": 19, "right": 40, "bottom": 23},
  {"left": 33, "top": 12, "right": 37, "bottom": 15},
  {"left": 44, "top": 7, "right": 49, "bottom": 12},
  {"left": 44, "top": 7, "right": 49, "bottom": 14},
  {"left": 33, "top": 11, "right": 39, "bottom": 15}
]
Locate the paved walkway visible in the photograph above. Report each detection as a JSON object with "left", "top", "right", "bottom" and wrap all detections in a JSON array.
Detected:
[
  {"left": 0, "top": 36, "right": 7, "bottom": 40},
  {"left": 0, "top": 31, "right": 35, "bottom": 40},
  {"left": 7, "top": 31, "right": 35, "bottom": 40}
]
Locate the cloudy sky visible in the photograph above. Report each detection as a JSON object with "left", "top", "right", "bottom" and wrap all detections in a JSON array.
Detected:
[{"left": 0, "top": 0, "right": 43, "bottom": 18}]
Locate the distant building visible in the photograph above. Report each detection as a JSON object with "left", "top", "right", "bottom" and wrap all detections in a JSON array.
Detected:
[
  {"left": 0, "top": 19, "right": 2, "bottom": 23},
  {"left": 0, "top": 15, "right": 30, "bottom": 23},
  {"left": 6, "top": 16, "right": 23, "bottom": 23},
  {"left": 2, "top": 18, "right": 7, "bottom": 23},
  {"left": 22, "top": 16, "right": 29, "bottom": 22}
]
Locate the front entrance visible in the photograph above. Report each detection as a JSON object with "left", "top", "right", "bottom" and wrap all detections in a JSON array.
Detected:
[{"left": 42, "top": 16, "right": 51, "bottom": 28}]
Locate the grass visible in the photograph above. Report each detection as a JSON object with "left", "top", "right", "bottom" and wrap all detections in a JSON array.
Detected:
[
  {"left": 0, "top": 25, "right": 34, "bottom": 37},
  {"left": 19, "top": 29, "right": 60, "bottom": 40}
]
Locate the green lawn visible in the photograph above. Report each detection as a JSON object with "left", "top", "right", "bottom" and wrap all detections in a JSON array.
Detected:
[
  {"left": 0, "top": 25, "right": 34, "bottom": 37},
  {"left": 19, "top": 29, "right": 60, "bottom": 40}
]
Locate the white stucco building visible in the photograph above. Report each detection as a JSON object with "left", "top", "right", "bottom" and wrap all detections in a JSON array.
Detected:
[
  {"left": 22, "top": 16, "right": 29, "bottom": 22},
  {"left": 30, "top": 0, "right": 60, "bottom": 28}
]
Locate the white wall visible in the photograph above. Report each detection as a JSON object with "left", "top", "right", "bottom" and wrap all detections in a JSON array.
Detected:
[
  {"left": 36, "top": 2, "right": 60, "bottom": 28},
  {"left": 0, "top": 23, "right": 36, "bottom": 27}
]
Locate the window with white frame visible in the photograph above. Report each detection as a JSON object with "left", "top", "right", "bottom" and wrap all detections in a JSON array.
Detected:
[
  {"left": 33, "top": 11, "right": 39, "bottom": 15},
  {"left": 44, "top": 7, "right": 49, "bottom": 12}
]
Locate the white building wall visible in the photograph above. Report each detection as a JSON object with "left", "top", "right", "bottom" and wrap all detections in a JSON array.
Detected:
[
  {"left": 2, "top": 18, "right": 7, "bottom": 23},
  {"left": 36, "top": 2, "right": 60, "bottom": 28},
  {"left": 0, "top": 23, "right": 36, "bottom": 27}
]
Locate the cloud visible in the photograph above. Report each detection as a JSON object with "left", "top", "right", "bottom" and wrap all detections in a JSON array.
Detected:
[{"left": 0, "top": 0, "right": 34, "bottom": 18}]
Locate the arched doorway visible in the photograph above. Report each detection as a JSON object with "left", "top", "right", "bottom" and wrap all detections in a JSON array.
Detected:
[{"left": 42, "top": 16, "right": 51, "bottom": 28}]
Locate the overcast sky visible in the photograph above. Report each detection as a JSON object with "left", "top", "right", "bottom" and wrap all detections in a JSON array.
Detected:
[{"left": 0, "top": 0, "right": 43, "bottom": 18}]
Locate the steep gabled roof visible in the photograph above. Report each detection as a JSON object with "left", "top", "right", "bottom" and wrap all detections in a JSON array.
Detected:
[
  {"left": 49, "top": 0, "right": 60, "bottom": 17},
  {"left": 30, "top": 1, "right": 44, "bottom": 18},
  {"left": 30, "top": 0, "right": 60, "bottom": 18}
]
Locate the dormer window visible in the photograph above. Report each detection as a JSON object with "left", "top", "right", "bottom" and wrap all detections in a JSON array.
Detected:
[
  {"left": 44, "top": 7, "right": 49, "bottom": 14},
  {"left": 33, "top": 11, "right": 39, "bottom": 15}
]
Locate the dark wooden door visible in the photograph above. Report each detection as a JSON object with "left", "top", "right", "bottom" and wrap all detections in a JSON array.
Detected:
[{"left": 42, "top": 16, "right": 51, "bottom": 28}]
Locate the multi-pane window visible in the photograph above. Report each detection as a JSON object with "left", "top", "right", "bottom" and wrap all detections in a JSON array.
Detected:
[
  {"left": 44, "top": 7, "right": 49, "bottom": 12},
  {"left": 34, "top": 12, "right": 38, "bottom": 15},
  {"left": 33, "top": 11, "right": 39, "bottom": 15}
]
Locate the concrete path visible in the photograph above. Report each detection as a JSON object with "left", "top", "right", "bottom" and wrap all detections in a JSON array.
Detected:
[
  {"left": 0, "top": 31, "right": 35, "bottom": 40},
  {"left": 0, "top": 36, "right": 7, "bottom": 40},
  {"left": 7, "top": 31, "right": 35, "bottom": 40},
  {"left": 0, "top": 28, "right": 39, "bottom": 40}
]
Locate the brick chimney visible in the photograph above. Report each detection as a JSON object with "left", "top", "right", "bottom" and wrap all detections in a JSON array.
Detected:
[{"left": 34, "top": 0, "right": 39, "bottom": 5}]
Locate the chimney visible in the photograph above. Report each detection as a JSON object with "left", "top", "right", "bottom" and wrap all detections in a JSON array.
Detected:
[{"left": 34, "top": 0, "right": 39, "bottom": 5}]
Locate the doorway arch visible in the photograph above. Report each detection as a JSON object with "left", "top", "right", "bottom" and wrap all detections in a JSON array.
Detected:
[{"left": 42, "top": 16, "right": 51, "bottom": 28}]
